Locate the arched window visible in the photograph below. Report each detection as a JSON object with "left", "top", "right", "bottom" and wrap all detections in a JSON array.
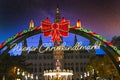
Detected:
[
  {"left": 76, "top": 63, "right": 79, "bottom": 66},
  {"left": 64, "top": 63, "right": 67, "bottom": 66},
  {"left": 68, "top": 56, "right": 70, "bottom": 59},
  {"left": 44, "top": 55, "right": 46, "bottom": 59},
  {"left": 39, "top": 64, "right": 42, "bottom": 66},
  {"left": 80, "top": 55, "right": 82, "bottom": 59},
  {"left": 87, "top": 55, "right": 89, "bottom": 58},
  {"left": 34, "top": 67, "right": 37, "bottom": 72},
  {"left": 47, "top": 55, "right": 49, "bottom": 59},
  {"left": 71, "top": 55, "right": 73, "bottom": 59},
  {"left": 75, "top": 55, "right": 78, "bottom": 59},
  {"left": 64, "top": 55, "right": 66, "bottom": 59},
  {"left": 80, "top": 67, "right": 83, "bottom": 72},
  {"left": 35, "top": 55, "right": 37, "bottom": 59},
  {"left": 51, "top": 63, "right": 53, "bottom": 66},
  {"left": 80, "top": 63, "right": 83, "bottom": 65},
  {"left": 47, "top": 63, "right": 50, "bottom": 66},
  {"left": 39, "top": 67, "right": 42, "bottom": 72},
  {"left": 76, "top": 67, "right": 79, "bottom": 72},
  {"left": 39, "top": 56, "right": 42, "bottom": 59},
  {"left": 71, "top": 63, "right": 74, "bottom": 66},
  {"left": 51, "top": 55, "right": 53, "bottom": 59},
  {"left": 34, "top": 64, "right": 37, "bottom": 67},
  {"left": 71, "top": 67, "right": 74, "bottom": 72},
  {"left": 84, "top": 55, "right": 86, "bottom": 59},
  {"left": 68, "top": 63, "right": 70, "bottom": 66},
  {"left": 44, "top": 63, "right": 46, "bottom": 66}
]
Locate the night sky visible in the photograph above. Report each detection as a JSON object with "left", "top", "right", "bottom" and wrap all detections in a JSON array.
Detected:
[{"left": 0, "top": 0, "right": 120, "bottom": 43}]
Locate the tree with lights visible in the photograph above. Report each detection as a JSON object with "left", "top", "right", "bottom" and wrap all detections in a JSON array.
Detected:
[
  {"left": 86, "top": 54, "right": 120, "bottom": 79},
  {"left": 0, "top": 53, "right": 31, "bottom": 80}
]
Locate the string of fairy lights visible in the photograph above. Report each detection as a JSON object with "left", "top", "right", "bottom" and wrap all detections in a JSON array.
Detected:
[{"left": 0, "top": 26, "right": 120, "bottom": 55}]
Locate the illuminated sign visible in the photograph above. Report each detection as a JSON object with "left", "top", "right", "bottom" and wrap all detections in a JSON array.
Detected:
[{"left": 0, "top": 19, "right": 120, "bottom": 55}]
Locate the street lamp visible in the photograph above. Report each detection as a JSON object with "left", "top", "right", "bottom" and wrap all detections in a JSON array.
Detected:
[
  {"left": 118, "top": 55, "right": 120, "bottom": 67},
  {"left": 80, "top": 72, "right": 90, "bottom": 80},
  {"left": 17, "top": 68, "right": 20, "bottom": 75},
  {"left": 36, "top": 75, "right": 38, "bottom": 80},
  {"left": 28, "top": 73, "right": 30, "bottom": 77},
  {"left": 87, "top": 72, "right": 90, "bottom": 77},
  {"left": 80, "top": 75, "right": 83, "bottom": 79},
  {"left": 118, "top": 55, "right": 120, "bottom": 61},
  {"left": 30, "top": 74, "right": 33, "bottom": 79},
  {"left": 22, "top": 72, "right": 25, "bottom": 76}
]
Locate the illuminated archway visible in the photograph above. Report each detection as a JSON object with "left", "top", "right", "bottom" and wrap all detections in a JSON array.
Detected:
[{"left": 0, "top": 20, "right": 120, "bottom": 75}]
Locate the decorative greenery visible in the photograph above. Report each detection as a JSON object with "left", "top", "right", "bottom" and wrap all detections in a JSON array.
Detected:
[{"left": 111, "top": 36, "right": 120, "bottom": 50}]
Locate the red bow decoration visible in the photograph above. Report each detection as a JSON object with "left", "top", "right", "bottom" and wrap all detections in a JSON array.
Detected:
[{"left": 42, "top": 18, "right": 70, "bottom": 43}]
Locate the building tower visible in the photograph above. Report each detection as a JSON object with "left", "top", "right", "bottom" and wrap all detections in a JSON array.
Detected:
[
  {"left": 21, "top": 39, "right": 28, "bottom": 56},
  {"left": 74, "top": 35, "right": 78, "bottom": 46},
  {"left": 38, "top": 35, "right": 42, "bottom": 48},
  {"left": 55, "top": 6, "right": 61, "bottom": 23},
  {"left": 55, "top": 5, "right": 64, "bottom": 44},
  {"left": 43, "top": 6, "right": 73, "bottom": 80}
]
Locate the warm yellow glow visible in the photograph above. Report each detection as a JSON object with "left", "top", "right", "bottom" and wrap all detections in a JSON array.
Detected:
[
  {"left": 17, "top": 68, "right": 20, "bottom": 71},
  {"left": 22, "top": 72, "right": 25, "bottom": 76},
  {"left": 30, "top": 74, "right": 33, "bottom": 79},
  {"left": 44, "top": 71, "right": 73, "bottom": 76},
  {"left": 29, "top": 20, "right": 34, "bottom": 29},
  {"left": 118, "top": 56, "right": 120, "bottom": 61},
  {"left": 56, "top": 8, "right": 59, "bottom": 14},
  {"left": 28, "top": 73, "right": 30, "bottom": 77},
  {"left": 76, "top": 19, "right": 81, "bottom": 28},
  {"left": 13, "top": 66, "right": 17, "bottom": 73},
  {"left": 44, "top": 72, "right": 73, "bottom": 76}
]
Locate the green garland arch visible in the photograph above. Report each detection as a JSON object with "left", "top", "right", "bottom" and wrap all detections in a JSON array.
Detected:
[{"left": 0, "top": 25, "right": 120, "bottom": 75}]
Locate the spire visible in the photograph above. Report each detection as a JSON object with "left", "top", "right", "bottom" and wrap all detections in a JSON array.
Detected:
[
  {"left": 74, "top": 35, "right": 78, "bottom": 46},
  {"left": 89, "top": 41, "right": 96, "bottom": 55},
  {"left": 55, "top": 5, "right": 61, "bottom": 23},
  {"left": 22, "top": 39, "right": 28, "bottom": 55},
  {"left": 38, "top": 35, "right": 42, "bottom": 48}
]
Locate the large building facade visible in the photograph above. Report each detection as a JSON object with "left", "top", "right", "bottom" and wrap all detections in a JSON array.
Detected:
[
  {"left": 21, "top": 7, "right": 96, "bottom": 80},
  {"left": 22, "top": 34, "right": 96, "bottom": 80}
]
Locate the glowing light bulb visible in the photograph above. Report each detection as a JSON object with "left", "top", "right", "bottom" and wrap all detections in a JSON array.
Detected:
[
  {"left": 29, "top": 20, "right": 34, "bottom": 29},
  {"left": 76, "top": 19, "right": 81, "bottom": 28}
]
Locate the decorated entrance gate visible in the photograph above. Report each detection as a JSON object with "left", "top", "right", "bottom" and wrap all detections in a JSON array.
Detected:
[{"left": 0, "top": 9, "right": 120, "bottom": 79}]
